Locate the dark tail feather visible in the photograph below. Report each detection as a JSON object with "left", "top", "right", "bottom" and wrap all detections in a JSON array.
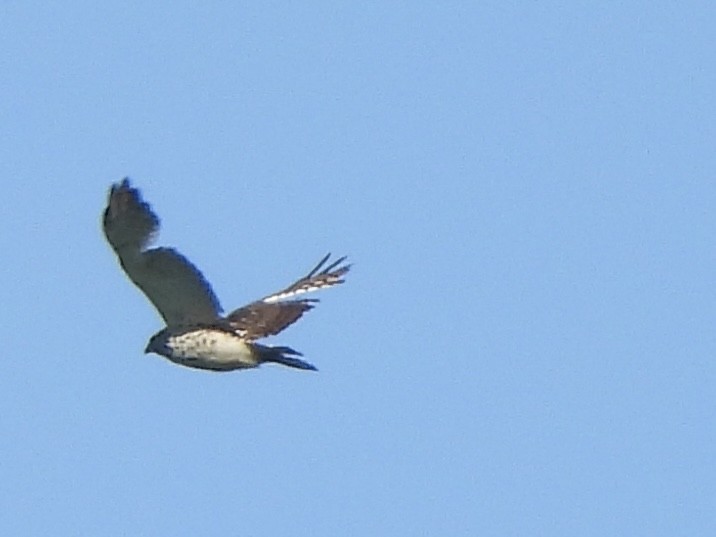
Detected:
[{"left": 254, "top": 344, "right": 318, "bottom": 371}]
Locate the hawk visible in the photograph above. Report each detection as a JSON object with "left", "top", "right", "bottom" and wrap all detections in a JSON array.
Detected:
[{"left": 102, "top": 178, "right": 350, "bottom": 372}]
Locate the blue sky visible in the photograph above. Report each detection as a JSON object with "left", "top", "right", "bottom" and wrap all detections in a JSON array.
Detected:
[{"left": 1, "top": 2, "right": 714, "bottom": 535}]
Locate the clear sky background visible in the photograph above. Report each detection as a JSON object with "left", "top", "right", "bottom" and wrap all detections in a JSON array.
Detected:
[{"left": 0, "top": 3, "right": 714, "bottom": 536}]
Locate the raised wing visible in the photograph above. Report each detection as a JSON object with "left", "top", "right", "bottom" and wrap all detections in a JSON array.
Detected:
[
  {"left": 102, "top": 179, "right": 222, "bottom": 325},
  {"left": 225, "top": 254, "right": 350, "bottom": 340}
]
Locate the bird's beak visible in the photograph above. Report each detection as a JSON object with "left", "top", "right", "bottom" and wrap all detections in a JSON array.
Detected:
[{"left": 144, "top": 342, "right": 153, "bottom": 354}]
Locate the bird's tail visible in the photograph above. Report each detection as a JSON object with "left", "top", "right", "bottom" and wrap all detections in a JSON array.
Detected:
[{"left": 253, "top": 343, "right": 318, "bottom": 371}]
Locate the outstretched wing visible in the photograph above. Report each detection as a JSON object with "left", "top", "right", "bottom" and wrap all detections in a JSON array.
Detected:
[
  {"left": 226, "top": 254, "right": 350, "bottom": 340},
  {"left": 102, "top": 178, "right": 222, "bottom": 325},
  {"left": 225, "top": 300, "right": 317, "bottom": 341}
]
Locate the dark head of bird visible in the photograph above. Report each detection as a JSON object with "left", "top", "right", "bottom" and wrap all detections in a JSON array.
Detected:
[{"left": 144, "top": 329, "right": 171, "bottom": 356}]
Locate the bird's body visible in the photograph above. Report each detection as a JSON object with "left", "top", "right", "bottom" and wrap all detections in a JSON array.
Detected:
[
  {"left": 145, "top": 325, "right": 314, "bottom": 371},
  {"left": 102, "top": 178, "right": 349, "bottom": 372},
  {"left": 146, "top": 325, "right": 257, "bottom": 371}
]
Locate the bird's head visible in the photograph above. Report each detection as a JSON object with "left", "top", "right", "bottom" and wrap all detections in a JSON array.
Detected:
[{"left": 145, "top": 329, "right": 171, "bottom": 356}]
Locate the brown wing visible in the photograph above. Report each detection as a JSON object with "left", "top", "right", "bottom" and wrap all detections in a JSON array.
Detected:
[
  {"left": 102, "top": 178, "right": 222, "bottom": 325},
  {"left": 225, "top": 254, "right": 350, "bottom": 340},
  {"left": 225, "top": 300, "right": 317, "bottom": 340}
]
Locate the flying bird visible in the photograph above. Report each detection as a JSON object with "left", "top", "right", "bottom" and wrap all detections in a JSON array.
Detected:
[{"left": 102, "top": 178, "right": 350, "bottom": 372}]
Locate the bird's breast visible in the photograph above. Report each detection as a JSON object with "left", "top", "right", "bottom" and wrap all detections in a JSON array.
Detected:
[{"left": 166, "top": 328, "right": 257, "bottom": 369}]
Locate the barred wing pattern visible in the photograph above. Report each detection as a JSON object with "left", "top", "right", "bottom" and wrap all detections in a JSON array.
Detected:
[
  {"left": 226, "top": 254, "right": 350, "bottom": 340},
  {"left": 261, "top": 254, "right": 350, "bottom": 303},
  {"left": 102, "top": 179, "right": 222, "bottom": 325}
]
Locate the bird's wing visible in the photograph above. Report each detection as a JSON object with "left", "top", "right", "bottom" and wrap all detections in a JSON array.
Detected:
[
  {"left": 225, "top": 300, "right": 317, "bottom": 341},
  {"left": 102, "top": 178, "right": 222, "bottom": 325},
  {"left": 225, "top": 254, "right": 350, "bottom": 340},
  {"left": 260, "top": 253, "right": 350, "bottom": 303}
]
